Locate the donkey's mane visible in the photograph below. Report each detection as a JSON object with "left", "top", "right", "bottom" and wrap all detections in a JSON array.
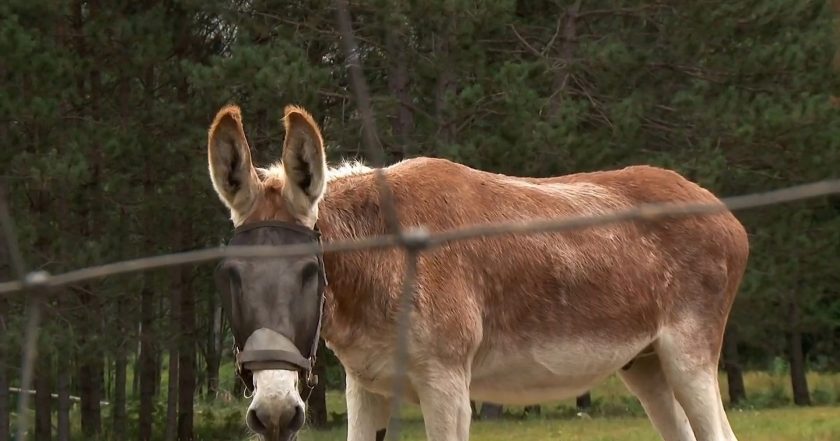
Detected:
[
  {"left": 258, "top": 159, "right": 373, "bottom": 186},
  {"left": 326, "top": 160, "right": 373, "bottom": 181}
]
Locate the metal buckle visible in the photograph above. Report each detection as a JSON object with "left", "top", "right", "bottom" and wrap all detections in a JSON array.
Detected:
[
  {"left": 306, "top": 356, "right": 318, "bottom": 388},
  {"left": 232, "top": 345, "right": 255, "bottom": 393}
]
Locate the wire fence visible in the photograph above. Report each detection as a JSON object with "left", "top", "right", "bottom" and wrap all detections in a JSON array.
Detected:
[{"left": 1, "top": 3, "right": 840, "bottom": 441}]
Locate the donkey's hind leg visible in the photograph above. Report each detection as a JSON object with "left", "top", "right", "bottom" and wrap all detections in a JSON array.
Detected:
[
  {"left": 618, "top": 351, "right": 696, "bottom": 441},
  {"left": 656, "top": 325, "right": 738, "bottom": 441}
]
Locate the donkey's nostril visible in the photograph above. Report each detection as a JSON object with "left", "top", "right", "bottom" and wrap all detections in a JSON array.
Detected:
[
  {"left": 246, "top": 402, "right": 304, "bottom": 435},
  {"left": 289, "top": 404, "right": 305, "bottom": 431},
  {"left": 246, "top": 407, "right": 268, "bottom": 435}
]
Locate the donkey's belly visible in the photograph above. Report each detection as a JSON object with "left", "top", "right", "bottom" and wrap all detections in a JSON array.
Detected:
[
  {"left": 328, "top": 334, "right": 654, "bottom": 406},
  {"left": 469, "top": 337, "right": 652, "bottom": 405}
]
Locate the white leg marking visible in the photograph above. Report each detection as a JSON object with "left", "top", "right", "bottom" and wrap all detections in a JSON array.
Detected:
[
  {"left": 657, "top": 332, "right": 734, "bottom": 441},
  {"left": 714, "top": 379, "right": 739, "bottom": 441},
  {"left": 412, "top": 367, "right": 471, "bottom": 441},
  {"left": 619, "top": 353, "right": 697, "bottom": 441},
  {"left": 346, "top": 374, "right": 390, "bottom": 441}
]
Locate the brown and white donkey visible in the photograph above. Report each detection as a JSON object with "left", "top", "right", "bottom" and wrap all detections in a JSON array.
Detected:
[{"left": 207, "top": 104, "right": 749, "bottom": 441}]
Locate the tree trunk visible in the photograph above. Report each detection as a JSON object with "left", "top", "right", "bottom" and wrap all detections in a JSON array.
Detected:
[
  {"left": 788, "top": 295, "right": 810, "bottom": 406},
  {"left": 722, "top": 326, "right": 746, "bottom": 405},
  {"left": 154, "top": 334, "right": 164, "bottom": 399},
  {"left": 0, "top": 361, "right": 7, "bottom": 441},
  {"left": 110, "top": 286, "right": 128, "bottom": 435},
  {"left": 138, "top": 81, "right": 161, "bottom": 438},
  {"left": 547, "top": 0, "right": 581, "bottom": 118},
  {"left": 53, "top": 201, "right": 71, "bottom": 441},
  {"left": 80, "top": 0, "right": 105, "bottom": 431},
  {"left": 165, "top": 350, "right": 179, "bottom": 441},
  {"left": 0, "top": 111, "right": 8, "bottom": 441},
  {"left": 576, "top": 392, "right": 592, "bottom": 411},
  {"left": 57, "top": 357, "right": 71, "bottom": 441},
  {"left": 78, "top": 293, "right": 103, "bottom": 440},
  {"left": 386, "top": 9, "right": 414, "bottom": 159},
  {"left": 165, "top": 281, "right": 180, "bottom": 441},
  {"left": 307, "top": 340, "right": 328, "bottom": 428},
  {"left": 177, "top": 264, "right": 195, "bottom": 441},
  {"left": 205, "top": 299, "right": 222, "bottom": 399},
  {"left": 132, "top": 350, "right": 140, "bottom": 399},
  {"left": 174, "top": 134, "right": 196, "bottom": 439},
  {"left": 138, "top": 285, "right": 157, "bottom": 441},
  {"left": 333, "top": 0, "right": 387, "bottom": 165},
  {"left": 35, "top": 353, "right": 52, "bottom": 441},
  {"left": 112, "top": 350, "right": 127, "bottom": 435},
  {"left": 479, "top": 403, "right": 503, "bottom": 420},
  {"left": 433, "top": 16, "right": 457, "bottom": 147},
  {"left": 0, "top": 296, "right": 9, "bottom": 441},
  {"left": 105, "top": 357, "right": 111, "bottom": 404},
  {"left": 78, "top": 355, "right": 102, "bottom": 439},
  {"left": 195, "top": 347, "right": 205, "bottom": 399}
]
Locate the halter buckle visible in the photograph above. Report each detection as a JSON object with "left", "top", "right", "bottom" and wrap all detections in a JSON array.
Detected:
[{"left": 305, "top": 357, "right": 319, "bottom": 388}]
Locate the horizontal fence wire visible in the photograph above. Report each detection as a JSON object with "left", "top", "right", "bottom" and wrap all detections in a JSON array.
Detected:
[{"left": 1, "top": 178, "right": 838, "bottom": 298}]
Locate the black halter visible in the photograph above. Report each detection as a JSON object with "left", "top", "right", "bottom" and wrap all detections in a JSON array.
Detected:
[{"left": 214, "top": 220, "right": 328, "bottom": 401}]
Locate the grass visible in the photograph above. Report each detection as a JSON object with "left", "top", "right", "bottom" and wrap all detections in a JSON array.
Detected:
[
  {"left": 307, "top": 371, "right": 840, "bottom": 422},
  {"left": 191, "top": 370, "right": 840, "bottom": 441},
  {"left": 294, "top": 406, "right": 840, "bottom": 441},
  {"left": 21, "top": 369, "right": 836, "bottom": 440}
]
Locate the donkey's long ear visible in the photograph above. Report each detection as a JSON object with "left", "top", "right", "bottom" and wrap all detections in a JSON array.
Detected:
[
  {"left": 281, "top": 105, "right": 327, "bottom": 221},
  {"left": 208, "top": 105, "right": 261, "bottom": 220}
]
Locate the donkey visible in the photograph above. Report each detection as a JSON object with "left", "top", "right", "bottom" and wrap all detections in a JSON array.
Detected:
[{"left": 208, "top": 104, "right": 749, "bottom": 441}]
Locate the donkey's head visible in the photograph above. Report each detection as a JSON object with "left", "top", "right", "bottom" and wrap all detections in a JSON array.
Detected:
[{"left": 208, "top": 105, "right": 328, "bottom": 440}]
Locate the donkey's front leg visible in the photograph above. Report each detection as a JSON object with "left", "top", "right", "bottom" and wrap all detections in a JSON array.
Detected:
[
  {"left": 346, "top": 374, "right": 391, "bottom": 441},
  {"left": 413, "top": 365, "right": 472, "bottom": 441}
]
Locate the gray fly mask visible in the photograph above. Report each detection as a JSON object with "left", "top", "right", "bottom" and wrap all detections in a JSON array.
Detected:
[{"left": 214, "top": 220, "right": 327, "bottom": 401}]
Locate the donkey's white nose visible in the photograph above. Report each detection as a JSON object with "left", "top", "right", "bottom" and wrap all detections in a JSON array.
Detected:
[
  {"left": 246, "top": 370, "right": 305, "bottom": 438},
  {"left": 247, "top": 400, "right": 304, "bottom": 435}
]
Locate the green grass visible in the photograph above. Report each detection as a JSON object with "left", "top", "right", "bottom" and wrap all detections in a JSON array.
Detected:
[
  {"left": 307, "top": 371, "right": 840, "bottom": 422},
  {"left": 293, "top": 406, "right": 840, "bottom": 441},
  {"left": 21, "top": 370, "right": 836, "bottom": 440},
  {"left": 191, "top": 371, "right": 840, "bottom": 441}
]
